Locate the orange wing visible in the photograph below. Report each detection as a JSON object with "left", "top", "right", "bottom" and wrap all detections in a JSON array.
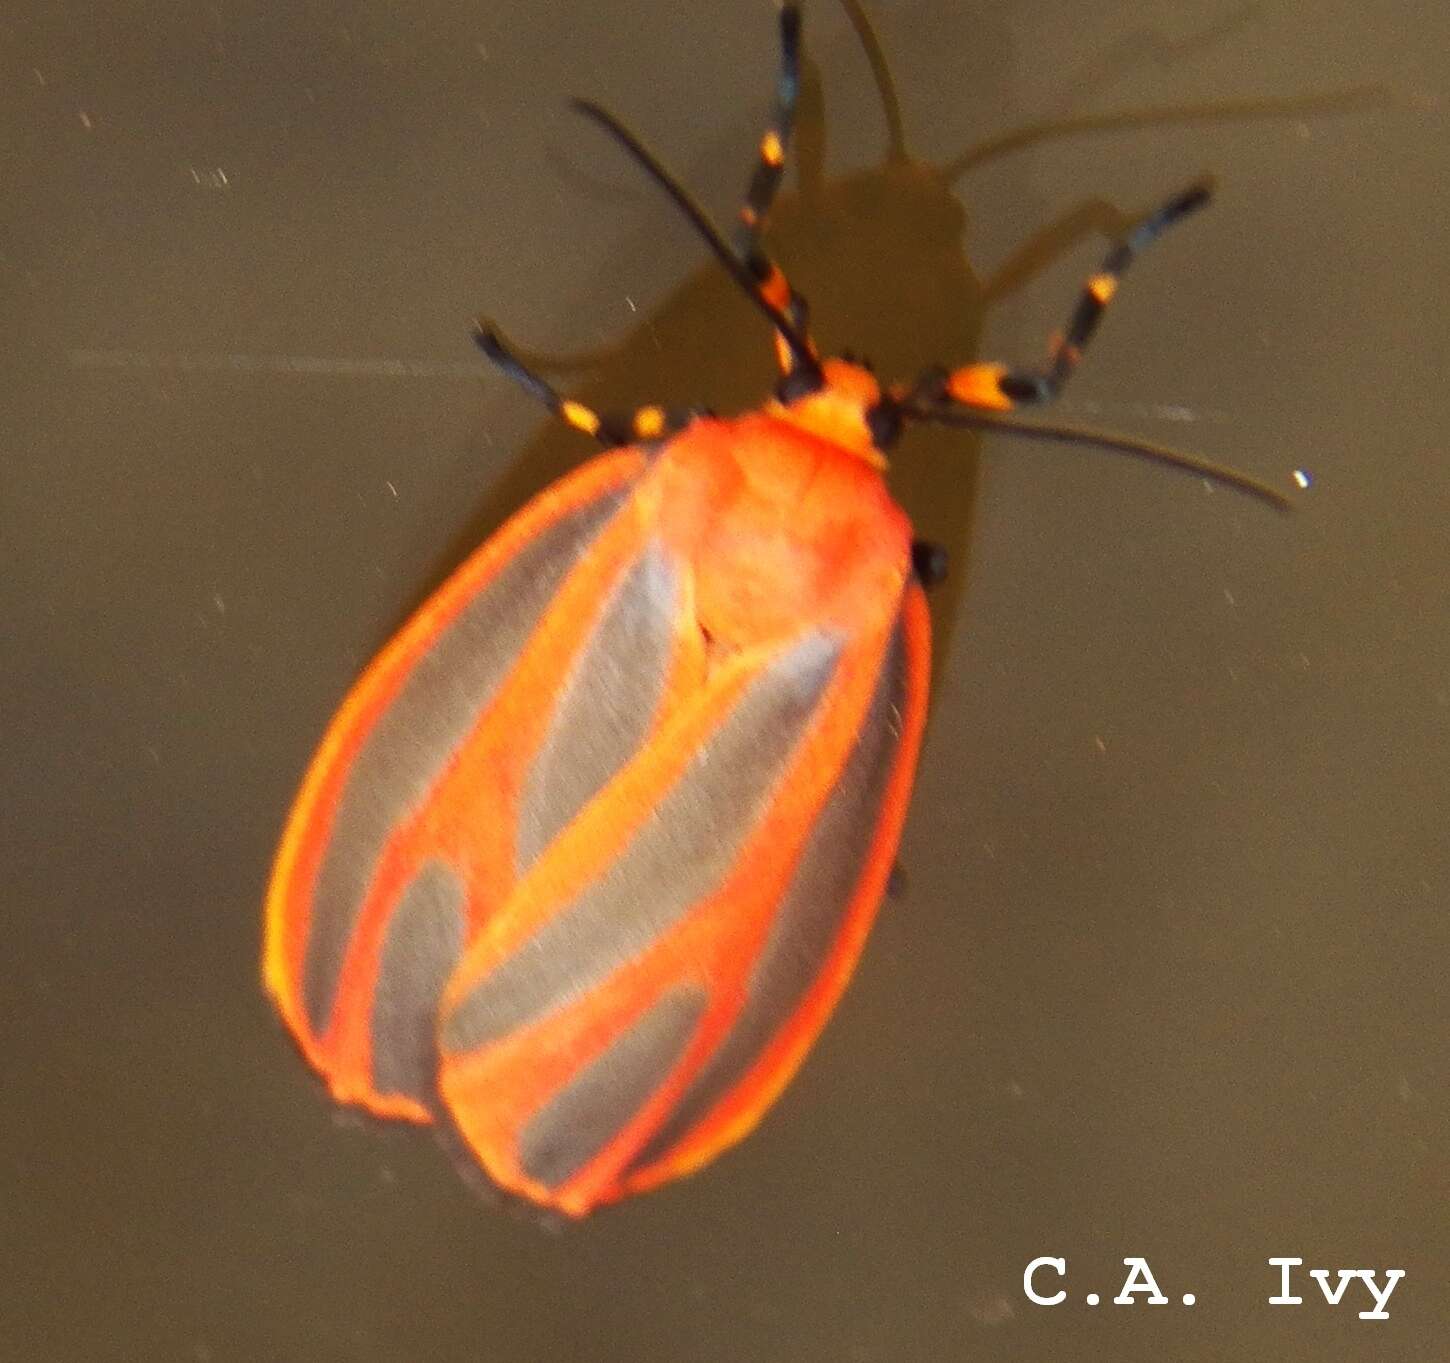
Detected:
[
  {"left": 437, "top": 583, "right": 928, "bottom": 1215},
  {"left": 265, "top": 415, "right": 928, "bottom": 1217},
  {"left": 263, "top": 450, "right": 654, "bottom": 1120}
]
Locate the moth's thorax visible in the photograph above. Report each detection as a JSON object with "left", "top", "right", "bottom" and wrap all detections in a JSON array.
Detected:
[{"left": 651, "top": 409, "right": 912, "bottom": 650}]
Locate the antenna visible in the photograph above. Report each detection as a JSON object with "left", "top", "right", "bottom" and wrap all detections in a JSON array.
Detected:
[
  {"left": 570, "top": 99, "right": 822, "bottom": 381},
  {"left": 902, "top": 402, "right": 1298, "bottom": 511}
]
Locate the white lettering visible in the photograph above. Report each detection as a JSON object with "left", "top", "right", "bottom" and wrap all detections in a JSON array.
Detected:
[
  {"left": 1023, "top": 1257, "right": 1066, "bottom": 1306},
  {"left": 1270, "top": 1259, "right": 1403, "bottom": 1318},
  {"left": 1309, "top": 1269, "right": 1357, "bottom": 1306},
  {"left": 1358, "top": 1269, "right": 1405, "bottom": 1321},
  {"left": 1268, "top": 1257, "right": 1303, "bottom": 1305},
  {"left": 1114, "top": 1258, "right": 1168, "bottom": 1305}
]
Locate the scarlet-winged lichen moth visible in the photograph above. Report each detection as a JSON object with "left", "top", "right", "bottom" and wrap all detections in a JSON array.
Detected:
[{"left": 262, "top": 4, "right": 1293, "bottom": 1218}]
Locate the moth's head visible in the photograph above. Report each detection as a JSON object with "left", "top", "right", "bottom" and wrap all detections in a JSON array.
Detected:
[{"left": 767, "top": 355, "right": 901, "bottom": 470}]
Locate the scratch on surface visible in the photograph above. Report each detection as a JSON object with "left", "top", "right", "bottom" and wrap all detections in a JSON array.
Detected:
[
  {"left": 1059, "top": 399, "right": 1228, "bottom": 424},
  {"left": 69, "top": 349, "right": 481, "bottom": 380}
]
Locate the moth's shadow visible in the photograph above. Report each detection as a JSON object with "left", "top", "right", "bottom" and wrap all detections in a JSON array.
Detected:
[{"left": 430, "top": 1, "right": 1381, "bottom": 685}]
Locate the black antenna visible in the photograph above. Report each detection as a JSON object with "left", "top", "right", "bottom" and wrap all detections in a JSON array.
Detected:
[
  {"left": 570, "top": 99, "right": 822, "bottom": 381},
  {"left": 902, "top": 402, "right": 1297, "bottom": 511}
]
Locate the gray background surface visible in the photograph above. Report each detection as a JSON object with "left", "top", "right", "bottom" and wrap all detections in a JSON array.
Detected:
[{"left": 4, "top": 1, "right": 1446, "bottom": 1359}]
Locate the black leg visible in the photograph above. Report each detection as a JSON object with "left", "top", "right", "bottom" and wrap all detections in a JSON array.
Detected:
[
  {"left": 568, "top": 96, "right": 821, "bottom": 383},
  {"left": 928, "top": 179, "right": 1213, "bottom": 412},
  {"left": 735, "top": 4, "right": 802, "bottom": 259},
  {"left": 910, "top": 539, "right": 949, "bottom": 587},
  {"left": 476, "top": 323, "right": 703, "bottom": 446},
  {"left": 734, "top": 5, "right": 819, "bottom": 378}
]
